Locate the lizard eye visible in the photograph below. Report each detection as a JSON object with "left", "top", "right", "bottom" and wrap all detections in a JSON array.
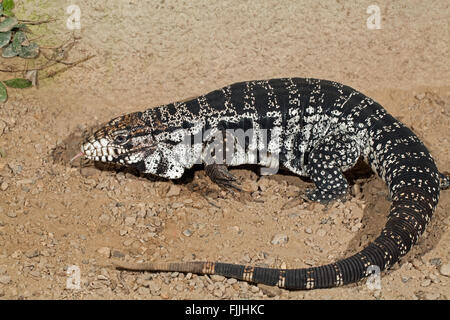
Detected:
[{"left": 114, "top": 134, "right": 128, "bottom": 145}]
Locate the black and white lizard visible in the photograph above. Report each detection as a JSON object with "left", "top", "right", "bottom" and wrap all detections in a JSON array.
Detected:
[{"left": 75, "top": 78, "right": 449, "bottom": 290}]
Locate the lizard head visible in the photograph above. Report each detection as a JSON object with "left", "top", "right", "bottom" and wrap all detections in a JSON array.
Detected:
[
  {"left": 73, "top": 111, "right": 186, "bottom": 179},
  {"left": 75, "top": 112, "right": 157, "bottom": 171}
]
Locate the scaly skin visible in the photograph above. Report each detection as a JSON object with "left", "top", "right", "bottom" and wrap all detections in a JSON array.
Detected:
[{"left": 78, "top": 78, "right": 449, "bottom": 289}]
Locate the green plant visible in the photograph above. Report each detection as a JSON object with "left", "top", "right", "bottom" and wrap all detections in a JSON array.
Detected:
[{"left": 0, "top": 0, "right": 35, "bottom": 102}]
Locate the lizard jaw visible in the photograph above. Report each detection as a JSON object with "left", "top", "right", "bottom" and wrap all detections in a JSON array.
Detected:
[{"left": 79, "top": 139, "right": 128, "bottom": 163}]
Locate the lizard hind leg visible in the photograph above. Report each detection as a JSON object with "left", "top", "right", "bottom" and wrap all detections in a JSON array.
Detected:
[{"left": 305, "top": 134, "right": 361, "bottom": 203}]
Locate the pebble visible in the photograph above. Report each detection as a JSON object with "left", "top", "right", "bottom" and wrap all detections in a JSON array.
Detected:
[
  {"left": 429, "top": 258, "right": 441, "bottom": 266},
  {"left": 258, "top": 284, "right": 281, "bottom": 297},
  {"left": 138, "top": 287, "right": 150, "bottom": 295},
  {"left": 271, "top": 233, "right": 288, "bottom": 245},
  {"left": 183, "top": 229, "right": 193, "bottom": 237},
  {"left": 99, "top": 214, "right": 110, "bottom": 224},
  {"left": 166, "top": 185, "right": 181, "bottom": 197},
  {"left": 213, "top": 288, "right": 223, "bottom": 297},
  {"left": 0, "top": 275, "right": 11, "bottom": 284},
  {"left": 304, "top": 227, "right": 312, "bottom": 234},
  {"left": 111, "top": 250, "right": 125, "bottom": 258},
  {"left": 439, "top": 264, "right": 450, "bottom": 277},
  {"left": 241, "top": 254, "right": 251, "bottom": 264},
  {"left": 97, "top": 247, "right": 111, "bottom": 257},
  {"left": 424, "top": 292, "right": 440, "bottom": 300},
  {"left": 148, "top": 282, "right": 161, "bottom": 293},
  {"left": 420, "top": 279, "right": 431, "bottom": 287},
  {"left": 124, "top": 216, "right": 136, "bottom": 226},
  {"left": 24, "top": 250, "right": 40, "bottom": 259},
  {"left": 0, "top": 182, "right": 8, "bottom": 191},
  {"left": 250, "top": 285, "right": 260, "bottom": 293},
  {"left": 80, "top": 167, "right": 97, "bottom": 177},
  {"left": 415, "top": 93, "right": 426, "bottom": 100},
  {"left": 0, "top": 120, "right": 6, "bottom": 136},
  {"left": 6, "top": 211, "right": 16, "bottom": 218},
  {"left": 316, "top": 228, "right": 326, "bottom": 237},
  {"left": 0, "top": 266, "right": 6, "bottom": 275},
  {"left": 210, "top": 275, "right": 225, "bottom": 282}
]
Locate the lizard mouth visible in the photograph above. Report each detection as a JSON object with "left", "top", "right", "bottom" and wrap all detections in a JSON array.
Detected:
[{"left": 74, "top": 139, "right": 129, "bottom": 163}]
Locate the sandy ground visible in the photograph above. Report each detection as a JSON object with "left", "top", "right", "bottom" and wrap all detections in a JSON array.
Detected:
[{"left": 0, "top": 1, "right": 449, "bottom": 300}]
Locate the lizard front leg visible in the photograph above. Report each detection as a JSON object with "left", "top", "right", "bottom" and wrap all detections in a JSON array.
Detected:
[
  {"left": 305, "top": 133, "right": 361, "bottom": 203},
  {"left": 202, "top": 129, "right": 242, "bottom": 192},
  {"left": 205, "top": 163, "right": 241, "bottom": 191}
]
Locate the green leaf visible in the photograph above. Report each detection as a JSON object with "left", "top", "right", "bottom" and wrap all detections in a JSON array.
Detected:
[
  {"left": 0, "top": 82, "right": 7, "bottom": 102},
  {"left": 3, "top": 78, "right": 32, "bottom": 89},
  {"left": 0, "top": 4, "right": 3, "bottom": 16},
  {"left": 3, "top": 0, "right": 14, "bottom": 12},
  {"left": 19, "top": 42, "right": 39, "bottom": 58},
  {"left": 1, "top": 43, "right": 17, "bottom": 57},
  {"left": 2, "top": 10, "right": 14, "bottom": 17},
  {"left": 0, "top": 31, "right": 11, "bottom": 48},
  {"left": 0, "top": 16, "right": 17, "bottom": 32},
  {"left": 11, "top": 30, "right": 26, "bottom": 51}
]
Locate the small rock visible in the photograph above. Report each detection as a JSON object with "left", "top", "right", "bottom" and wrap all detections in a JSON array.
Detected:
[
  {"left": 429, "top": 258, "right": 441, "bottom": 266},
  {"left": 171, "top": 202, "right": 184, "bottom": 209},
  {"left": 420, "top": 279, "right": 431, "bottom": 287},
  {"left": 415, "top": 93, "right": 426, "bottom": 100},
  {"left": 258, "top": 284, "right": 281, "bottom": 297},
  {"left": 183, "top": 229, "right": 193, "bottom": 237},
  {"left": 271, "top": 233, "right": 288, "bottom": 245},
  {"left": 29, "top": 270, "right": 41, "bottom": 278},
  {"left": 0, "top": 182, "right": 8, "bottom": 191},
  {"left": 123, "top": 239, "right": 134, "bottom": 247},
  {"left": 148, "top": 281, "right": 161, "bottom": 292},
  {"left": 250, "top": 285, "right": 260, "bottom": 293},
  {"left": 111, "top": 250, "right": 125, "bottom": 258},
  {"left": 0, "top": 275, "right": 11, "bottom": 284},
  {"left": 24, "top": 250, "right": 40, "bottom": 259},
  {"left": 0, "top": 120, "right": 6, "bottom": 136},
  {"left": 210, "top": 275, "right": 225, "bottom": 282},
  {"left": 316, "top": 228, "right": 326, "bottom": 237},
  {"left": 138, "top": 287, "right": 150, "bottom": 295},
  {"left": 99, "top": 214, "right": 110, "bottom": 224},
  {"left": 439, "top": 264, "right": 450, "bottom": 277},
  {"left": 97, "top": 247, "right": 111, "bottom": 257},
  {"left": 213, "top": 288, "right": 223, "bottom": 297},
  {"left": 80, "top": 167, "right": 97, "bottom": 177},
  {"left": 166, "top": 185, "right": 181, "bottom": 197},
  {"left": 424, "top": 292, "right": 440, "bottom": 300},
  {"left": 6, "top": 211, "right": 16, "bottom": 218},
  {"left": 241, "top": 254, "right": 251, "bottom": 264},
  {"left": 124, "top": 216, "right": 136, "bottom": 226},
  {"left": 304, "top": 227, "right": 312, "bottom": 234},
  {"left": 0, "top": 266, "right": 7, "bottom": 275}
]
